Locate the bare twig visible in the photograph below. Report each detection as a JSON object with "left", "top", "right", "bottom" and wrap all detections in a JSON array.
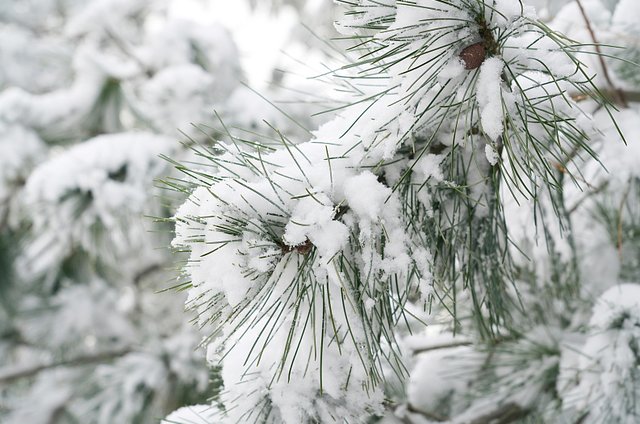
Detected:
[
  {"left": 572, "top": 90, "right": 640, "bottom": 104},
  {"left": 133, "top": 263, "right": 163, "bottom": 286},
  {"left": 411, "top": 340, "right": 473, "bottom": 355},
  {"left": 0, "top": 347, "right": 131, "bottom": 385},
  {"left": 567, "top": 181, "right": 609, "bottom": 215},
  {"left": 575, "top": 0, "right": 628, "bottom": 108}
]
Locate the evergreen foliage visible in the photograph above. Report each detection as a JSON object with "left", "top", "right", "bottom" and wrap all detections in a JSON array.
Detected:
[{"left": 168, "top": 1, "right": 640, "bottom": 423}]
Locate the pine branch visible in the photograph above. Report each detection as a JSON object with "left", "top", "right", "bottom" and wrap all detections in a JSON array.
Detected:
[{"left": 0, "top": 348, "right": 131, "bottom": 385}]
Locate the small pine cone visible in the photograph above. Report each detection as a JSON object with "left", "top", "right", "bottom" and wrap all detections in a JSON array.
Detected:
[
  {"left": 459, "top": 42, "right": 486, "bottom": 70},
  {"left": 281, "top": 238, "right": 314, "bottom": 255},
  {"left": 295, "top": 239, "right": 314, "bottom": 255}
]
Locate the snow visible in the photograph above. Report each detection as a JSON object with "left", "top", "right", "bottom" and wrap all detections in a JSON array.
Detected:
[
  {"left": 334, "top": 0, "right": 396, "bottom": 36},
  {"left": 163, "top": 405, "right": 220, "bottom": 424},
  {"left": 167, "top": 1, "right": 631, "bottom": 421},
  {"left": 310, "top": 219, "right": 350, "bottom": 260},
  {"left": 491, "top": 0, "right": 536, "bottom": 26},
  {"left": 612, "top": 0, "right": 640, "bottom": 29},
  {"left": 90, "top": 336, "right": 207, "bottom": 424},
  {"left": 141, "top": 19, "right": 241, "bottom": 81},
  {"left": 502, "top": 32, "right": 576, "bottom": 78},
  {"left": 476, "top": 57, "right": 505, "bottom": 141},
  {"left": 343, "top": 172, "right": 391, "bottom": 222},
  {"left": 0, "top": 124, "right": 45, "bottom": 223},
  {"left": 38, "top": 281, "right": 135, "bottom": 348},
  {"left": 3, "top": 370, "right": 75, "bottom": 424},
  {"left": 413, "top": 154, "right": 445, "bottom": 184},
  {"left": 408, "top": 344, "right": 477, "bottom": 415},
  {"left": 19, "top": 132, "right": 174, "bottom": 278},
  {"left": 591, "top": 284, "right": 640, "bottom": 330},
  {"left": 284, "top": 194, "right": 336, "bottom": 246},
  {"left": 484, "top": 143, "right": 499, "bottom": 166},
  {"left": 136, "top": 64, "right": 220, "bottom": 136},
  {"left": 43, "top": 0, "right": 640, "bottom": 420},
  {"left": 0, "top": 23, "right": 72, "bottom": 93},
  {"left": 65, "top": 0, "right": 149, "bottom": 37},
  {"left": 166, "top": 0, "right": 296, "bottom": 90},
  {"left": 559, "top": 283, "right": 640, "bottom": 424}
]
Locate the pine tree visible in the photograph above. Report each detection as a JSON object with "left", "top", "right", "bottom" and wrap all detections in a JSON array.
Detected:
[{"left": 168, "top": 1, "right": 640, "bottom": 423}]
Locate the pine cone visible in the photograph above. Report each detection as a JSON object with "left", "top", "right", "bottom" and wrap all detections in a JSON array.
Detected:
[{"left": 459, "top": 42, "right": 486, "bottom": 70}]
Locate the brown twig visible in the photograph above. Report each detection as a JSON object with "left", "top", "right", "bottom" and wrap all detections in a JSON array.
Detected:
[
  {"left": 572, "top": 90, "right": 640, "bottom": 104},
  {"left": 0, "top": 347, "right": 131, "bottom": 385},
  {"left": 567, "top": 181, "right": 609, "bottom": 215},
  {"left": 575, "top": 0, "right": 628, "bottom": 108},
  {"left": 133, "top": 263, "right": 163, "bottom": 286}
]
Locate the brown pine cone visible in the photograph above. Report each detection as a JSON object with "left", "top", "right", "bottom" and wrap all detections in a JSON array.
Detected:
[{"left": 459, "top": 42, "right": 486, "bottom": 70}]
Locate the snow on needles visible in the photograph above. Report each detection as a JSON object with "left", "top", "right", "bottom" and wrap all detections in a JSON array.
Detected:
[
  {"left": 170, "top": 0, "right": 615, "bottom": 422},
  {"left": 477, "top": 57, "right": 505, "bottom": 142}
]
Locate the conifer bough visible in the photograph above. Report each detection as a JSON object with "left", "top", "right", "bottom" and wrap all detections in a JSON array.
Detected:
[{"left": 170, "top": 0, "right": 628, "bottom": 422}]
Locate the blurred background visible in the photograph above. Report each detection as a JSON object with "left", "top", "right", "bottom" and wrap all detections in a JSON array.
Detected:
[
  {"left": 0, "top": 1, "right": 338, "bottom": 422},
  {"left": 0, "top": 0, "right": 638, "bottom": 423}
]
